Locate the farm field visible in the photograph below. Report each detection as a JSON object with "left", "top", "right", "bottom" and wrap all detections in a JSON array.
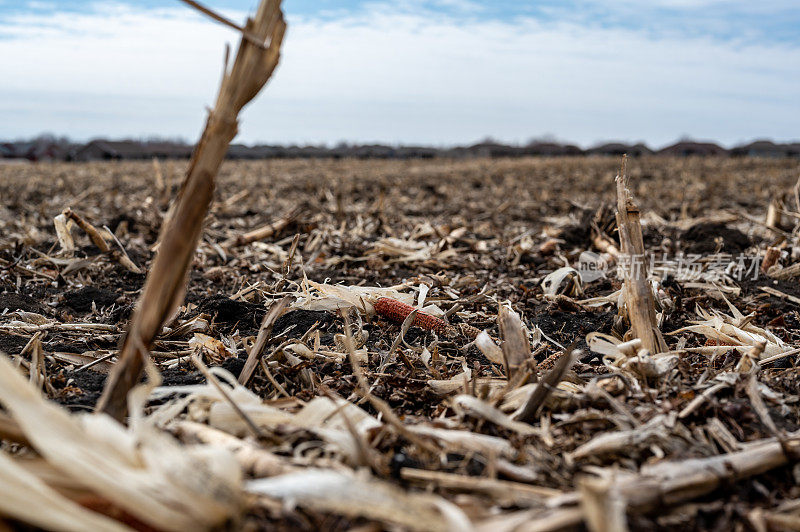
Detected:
[{"left": 1, "top": 156, "right": 800, "bottom": 530}]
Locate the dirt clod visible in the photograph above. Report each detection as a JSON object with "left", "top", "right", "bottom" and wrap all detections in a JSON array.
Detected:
[
  {"left": 62, "top": 286, "right": 120, "bottom": 313},
  {"left": 682, "top": 222, "right": 752, "bottom": 254},
  {"left": 0, "top": 292, "right": 47, "bottom": 314}
]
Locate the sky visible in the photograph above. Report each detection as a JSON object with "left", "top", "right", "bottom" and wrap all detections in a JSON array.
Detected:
[{"left": 0, "top": 0, "right": 798, "bottom": 148}]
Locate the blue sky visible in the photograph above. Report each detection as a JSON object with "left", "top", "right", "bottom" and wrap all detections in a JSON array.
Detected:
[
  {"left": 3, "top": 0, "right": 798, "bottom": 42},
  {"left": 0, "top": 0, "right": 798, "bottom": 147}
]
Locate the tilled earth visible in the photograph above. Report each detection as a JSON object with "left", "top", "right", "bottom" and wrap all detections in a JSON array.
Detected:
[{"left": 1, "top": 156, "right": 800, "bottom": 530}]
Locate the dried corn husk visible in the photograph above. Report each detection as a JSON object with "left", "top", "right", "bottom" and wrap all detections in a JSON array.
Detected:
[
  {"left": 542, "top": 266, "right": 583, "bottom": 297},
  {"left": 475, "top": 330, "right": 505, "bottom": 365},
  {"left": 428, "top": 360, "right": 472, "bottom": 394},
  {"left": 0, "top": 354, "right": 243, "bottom": 531},
  {"left": 453, "top": 395, "right": 541, "bottom": 437},
  {"left": 152, "top": 368, "right": 382, "bottom": 464},
  {"left": 669, "top": 297, "right": 792, "bottom": 358},
  {"left": 0, "top": 450, "right": 129, "bottom": 532},
  {"left": 291, "top": 279, "right": 414, "bottom": 315},
  {"left": 248, "top": 469, "right": 471, "bottom": 532}
]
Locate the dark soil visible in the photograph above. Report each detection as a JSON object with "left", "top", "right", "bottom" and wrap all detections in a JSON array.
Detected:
[
  {"left": 0, "top": 332, "right": 30, "bottom": 354},
  {"left": 0, "top": 292, "right": 47, "bottom": 313},
  {"left": 681, "top": 222, "right": 752, "bottom": 254},
  {"left": 62, "top": 286, "right": 121, "bottom": 313},
  {"left": 199, "top": 296, "right": 267, "bottom": 335},
  {"left": 532, "top": 309, "right": 616, "bottom": 357},
  {"left": 54, "top": 367, "right": 204, "bottom": 410},
  {"left": 220, "top": 356, "right": 246, "bottom": 378},
  {"left": 273, "top": 310, "right": 336, "bottom": 342}
]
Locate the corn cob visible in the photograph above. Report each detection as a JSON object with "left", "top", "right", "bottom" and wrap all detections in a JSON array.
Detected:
[
  {"left": 373, "top": 297, "right": 450, "bottom": 333},
  {"left": 538, "top": 350, "right": 563, "bottom": 372},
  {"left": 373, "top": 297, "right": 489, "bottom": 342},
  {"left": 455, "top": 322, "right": 483, "bottom": 340}
]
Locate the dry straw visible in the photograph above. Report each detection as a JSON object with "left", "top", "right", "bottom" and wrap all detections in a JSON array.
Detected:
[
  {"left": 615, "top": 155, "right": 667, "bottom": 354},
  {"left": 97, "top": 0, "right": 287, "bottom": 420}
]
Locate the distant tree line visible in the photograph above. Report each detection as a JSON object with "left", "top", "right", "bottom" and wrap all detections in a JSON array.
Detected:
[{"left": 1, "top": 135, "right": 798, "bottom": 162}]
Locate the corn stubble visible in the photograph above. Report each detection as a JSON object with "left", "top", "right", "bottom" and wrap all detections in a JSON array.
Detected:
[
  {"left": 0, "top": 1, "right": 798, "bottom": 528},
  {"left": 1, "top": 153, "right": 800, "bottom": 530},
  {"left": 96, "top": 0, "right": 286, "bottom": 420}
]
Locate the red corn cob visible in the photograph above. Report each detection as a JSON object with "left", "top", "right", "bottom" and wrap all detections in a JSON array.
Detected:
[
  {"left": 373, "top": 297, "right": 488, "bottom": 340},
  {"left": 373, "top": 297, "right": 449, "bottom": 334},
  {"left": 704, "top": 338, "right": 737, "bottom": 347}
]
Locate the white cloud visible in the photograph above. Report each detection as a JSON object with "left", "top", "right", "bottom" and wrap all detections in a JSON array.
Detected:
[
  {"left": 0, "top": 2, "right": 798, "bottom": 146},
  {"left": 578, "top": 0, "right": 798, "bottom": 12},
  {"left": 25, "top": 1, "right": 57, "bottom": 9}
]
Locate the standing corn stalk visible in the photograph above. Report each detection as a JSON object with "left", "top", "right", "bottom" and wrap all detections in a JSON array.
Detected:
[
  {"left": 615, "top": 156, "right": 666, "bottom": 354},
  {"left": 97, "top": 0, "right": 286, "bottom": 421}
]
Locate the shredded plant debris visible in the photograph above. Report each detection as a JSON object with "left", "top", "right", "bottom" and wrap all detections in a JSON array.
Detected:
[{"left": 0, "top": 154, "right": 799, "bottom": 530}]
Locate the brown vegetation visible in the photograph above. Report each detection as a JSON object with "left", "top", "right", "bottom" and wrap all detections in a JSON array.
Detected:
[{"left": 0, "top": 155, "right": 799, "bottom": 529}]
